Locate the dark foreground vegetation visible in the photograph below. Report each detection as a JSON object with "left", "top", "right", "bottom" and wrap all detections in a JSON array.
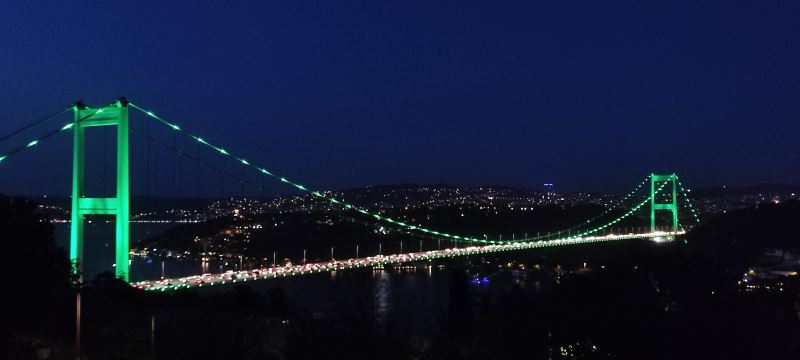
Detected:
[{"left": 4, "top": 194, "right": 800, "bottom": 359}]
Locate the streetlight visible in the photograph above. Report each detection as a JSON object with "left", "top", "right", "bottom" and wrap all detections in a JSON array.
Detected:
[
  {"left": 150, "top": 314, "right": 156, "bottom": 359},
  {"left": 75, "top": 253, "right": 84, "bottom": 359},
  {"left": 76, "top": 290, "right": 81, "bottom": 359}
]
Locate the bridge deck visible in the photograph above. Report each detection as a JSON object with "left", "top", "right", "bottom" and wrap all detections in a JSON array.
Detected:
[{"left": 131, "top": 231, "right": 683, "bottom": 292}]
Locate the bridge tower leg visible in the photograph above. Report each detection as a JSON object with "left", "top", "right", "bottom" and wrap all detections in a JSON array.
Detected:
[
  {"left": 70, "top": 99, "right": 130, "bottom": 282},
  {"left": 650, "top": 173, "right": 678, "bottom": 234}
]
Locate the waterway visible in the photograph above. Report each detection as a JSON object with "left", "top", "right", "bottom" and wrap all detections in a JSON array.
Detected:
[{"left": 54, "top": 222, "right": 543, "bottom": 332}]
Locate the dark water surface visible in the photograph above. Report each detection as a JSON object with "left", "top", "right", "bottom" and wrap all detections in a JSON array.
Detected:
[{"left": 54, "top": 223, "right": 537, "bottom": 331}]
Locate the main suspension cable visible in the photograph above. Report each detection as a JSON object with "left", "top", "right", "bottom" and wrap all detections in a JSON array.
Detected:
[
  {"left": 129, "top": 126, "right": 265, "bottom": 192},
  {"left": 0, "top": 108, "right": 102, "bottom": 165},
  {"left": 0, "top": 106, "right": 71, "bottom": 143},
  {"left": 130, "top": 102, "right": 676, "bottom": 244}
]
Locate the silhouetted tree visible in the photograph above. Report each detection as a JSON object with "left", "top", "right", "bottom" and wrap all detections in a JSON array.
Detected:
[{"left": 3, "top": 194, "right": 75, "bottom": 358}]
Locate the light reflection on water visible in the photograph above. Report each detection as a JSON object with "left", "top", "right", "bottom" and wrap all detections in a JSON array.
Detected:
[
  {"left": 53, "top": 223, "right": 240, "bottom": 281},
  {"left": 374, "top": 270, "right": 392, "bottom": 324},
  {"left": 54, "top": 223, "right": 545, "bottom": 332}
]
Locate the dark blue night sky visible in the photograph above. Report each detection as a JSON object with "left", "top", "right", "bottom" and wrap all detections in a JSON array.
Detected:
[{"left": 1, "top": 1, "right": 799, "bottom": 196}]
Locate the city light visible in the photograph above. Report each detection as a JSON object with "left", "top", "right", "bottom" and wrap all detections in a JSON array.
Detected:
[{"left": 132, "top": 230, "right": 685, "bottom": 291}]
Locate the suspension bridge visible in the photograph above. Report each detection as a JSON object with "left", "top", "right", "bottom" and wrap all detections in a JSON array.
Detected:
[{"left": 0, "top": 98, "right": 701, "bottom": 292}]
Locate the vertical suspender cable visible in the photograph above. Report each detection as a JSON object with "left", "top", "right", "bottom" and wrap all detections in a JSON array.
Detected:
[
  {"left": 103, "top": 125, "right": 108, "bottom": 196},
  {"left": 240, "top": 165, "right": 245, "bottom": 198},
  {"left": 146, "top": 116, "right": 151, "bottom": 197},
  {"left": 198, "top": 141, "right": 204, "bottom": 198},
  {"left": 172, "top": 131, "right": 176, "bottom": 200}
]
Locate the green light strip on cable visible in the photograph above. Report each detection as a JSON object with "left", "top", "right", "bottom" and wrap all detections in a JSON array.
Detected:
[
  {"left": 570, "top": 181, "right": 669, "bottom": 238},
  {"left": 523, "top": 175, "right": 651, "bottom": 242},
  {"left": 0, "top": 122, "right": 76, "bottom": 165},
  {"left": 130, "top": 103, "right": 512, "bottom": 244},
  {"left": 0, "top": 106, "right": 72, "bottom": 143},
  {"left": 675, "top": 175, "right": 701, "bottom": 224},
  {"left": 468, "top": 176, "right": 659, "bottom": 243},
  {"left": 0, "top": 102, "right": 699, "bottom": 249},
  {"left": 0, "top": 106, "right": 107, "bottom": 166},
  {"left": 130, "top": 102, "right": 677, "bottom": 245}
]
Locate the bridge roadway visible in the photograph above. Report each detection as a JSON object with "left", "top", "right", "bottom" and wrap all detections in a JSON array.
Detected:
[{"left": 132, "top": 230, "right": 684, "bottom": 292}]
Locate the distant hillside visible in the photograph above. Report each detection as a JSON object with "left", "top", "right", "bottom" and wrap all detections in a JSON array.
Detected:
[
  {"left": 687, "top": 199, "right": 800, "bottom": 265},
  {"left": 28, "top": 196, "right": 239, "bottom": 213},
  {"left": 340, "top": 183, "right": 531, "bottom": 192},
  {"left": 8, "top": 181, "right": 799, "bottom": 214},
  {"left": 691, "top": 184, "right": 800, "bottom": 198}
]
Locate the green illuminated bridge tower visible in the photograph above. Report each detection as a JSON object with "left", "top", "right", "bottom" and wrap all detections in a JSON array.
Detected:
[
  {"left": 69, "top": 100, "right": 130, "bottom": 281},
  {"left": 0, "top": 98, "right": 703, "bottom": 287},
  {"left": 650, "top": 173, "right": 679, "bottom": 234}
]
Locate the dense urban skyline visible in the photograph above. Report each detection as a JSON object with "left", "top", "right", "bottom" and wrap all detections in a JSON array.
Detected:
[{"left": 2, "top": 1, "right": 799, "bottom": 195}]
